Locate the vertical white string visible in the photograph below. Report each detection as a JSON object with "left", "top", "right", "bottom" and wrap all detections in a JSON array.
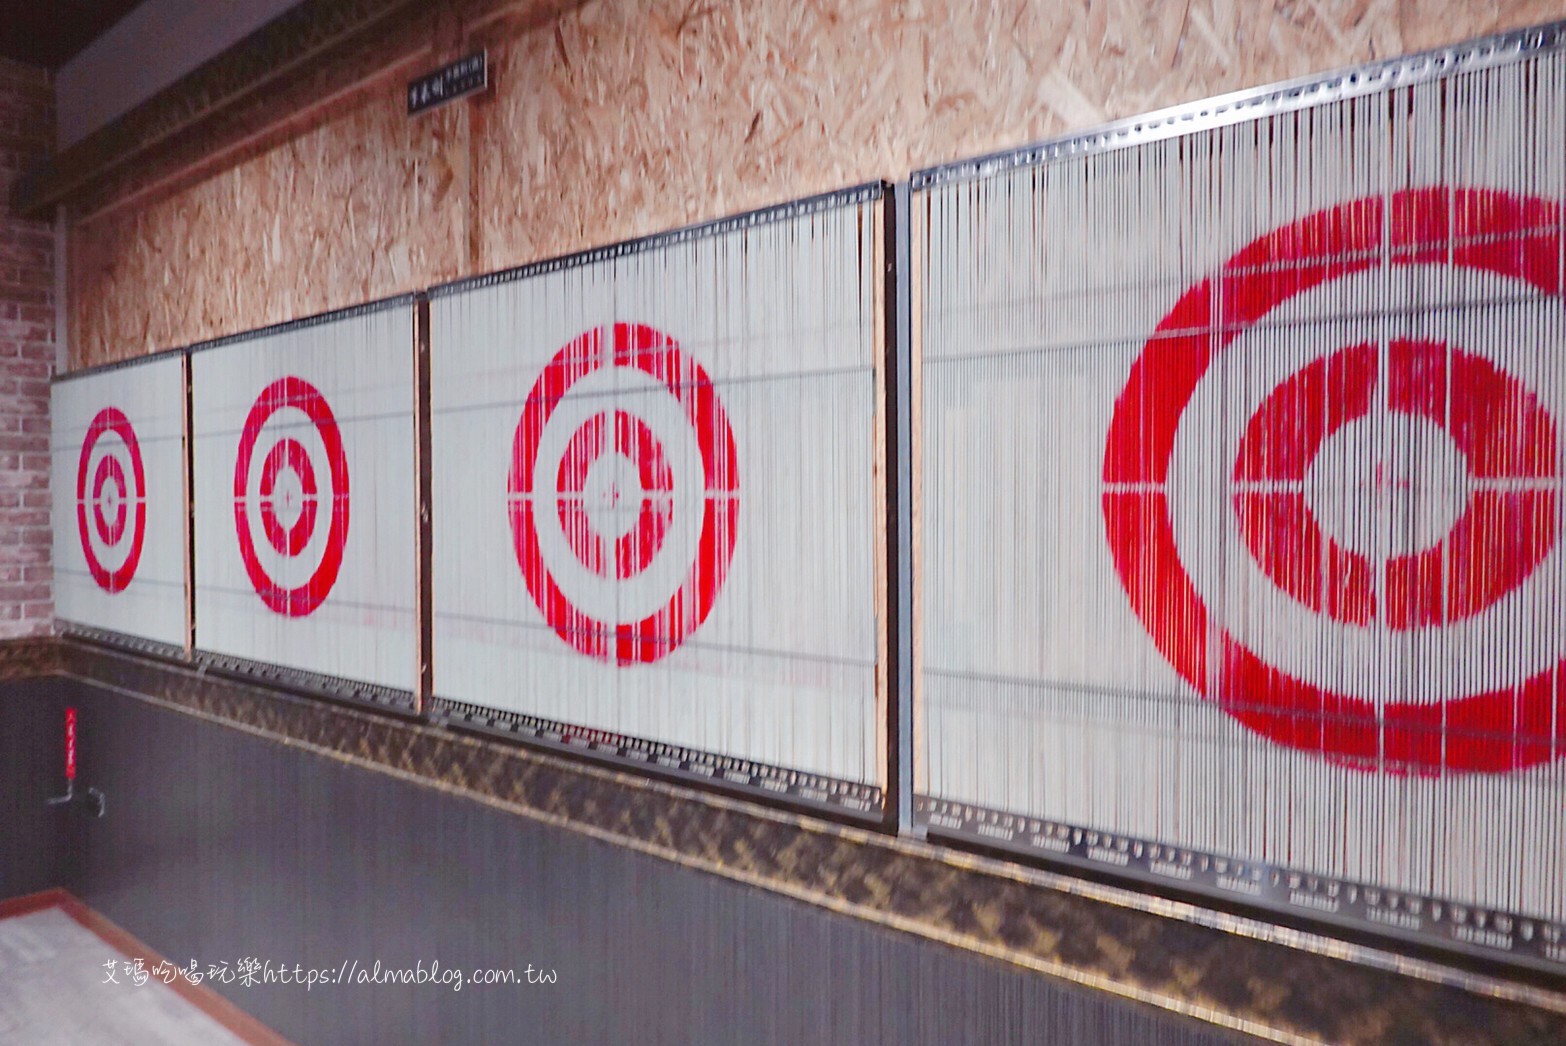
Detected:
[
  {"left": 428, "top": 197, "right": 883, "bottom": 788},
  {"left": 919, "top": 48, "right": 1566, "bottom": 931}
]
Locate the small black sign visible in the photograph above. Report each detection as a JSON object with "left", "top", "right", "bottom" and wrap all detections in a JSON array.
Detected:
[{"left": 407, "top": 52, "right": 488, "bottom": 116}]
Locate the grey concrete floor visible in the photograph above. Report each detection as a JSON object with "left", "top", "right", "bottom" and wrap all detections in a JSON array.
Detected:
[{"left": 0, "top": 906, "right": 249, "bottom": 1045}]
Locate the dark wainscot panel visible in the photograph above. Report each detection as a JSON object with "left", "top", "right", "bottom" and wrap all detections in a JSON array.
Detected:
[{"left": 5, "top": 638, "right": 1564, "bottom": 1044}]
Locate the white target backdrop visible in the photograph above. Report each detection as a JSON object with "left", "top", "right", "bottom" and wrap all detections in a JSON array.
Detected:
[
  {"left": 431, "top": 196, "right": 882, "bottom": 785},
  {"left": 918, "top": 51, "right": 1566, "bottom": 923},
  {"left": 51, "top": 355, "right": 186, "bottom": 646},
  {"left": 191, "top": 303, "right": 416, "bottom": 691}
]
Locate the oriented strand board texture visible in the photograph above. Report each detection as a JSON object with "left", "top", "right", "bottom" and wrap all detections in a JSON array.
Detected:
[
  {"left": 70, "top": 91, "right": 470, "bottom": 363},
  {"left": 68, "top": 0, "right": 1566, "bottom": 366}
]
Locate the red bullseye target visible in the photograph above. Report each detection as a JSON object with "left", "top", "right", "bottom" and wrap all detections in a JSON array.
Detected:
[
  {"left": 234, "top": 377, "right": 349, "bottom": 618},
  {"left": 1103, "top": 188, "right": 1566, "bottom": 774},
  {"left": 508, "top": 323, "right": 739, "bottom": 665},
  {"left": 76, "top": 407, "right": 146, "bottom": 593}
]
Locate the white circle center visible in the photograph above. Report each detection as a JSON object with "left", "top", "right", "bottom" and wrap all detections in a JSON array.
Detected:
[
  {"left": 273, "top": 467, "right": 306, "bottom": 530},
  {"left": 1304, "top": 409, "right": 1471, "bottom": 561},
  {"left": 583, "top": 452, "right": 646, "bottom": 540}
]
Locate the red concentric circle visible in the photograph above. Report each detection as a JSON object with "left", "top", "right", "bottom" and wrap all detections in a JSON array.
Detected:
[
  {"left": 76, "top": 406, "right": 146, "bottom": 593},
  {"left": 1102, "top": 187, "right": 1565, "bottom": 774},
  {"left": 234, "top": 377, "right": 349, "bottom": 617},
  {"left": 555, "top": 410, "right": 675, "bottom": 580},
  {"left": 1232, "top": 339, "right": 1557, "bottom": 630},
  {"left": 258, "top": 438, "right": 320, "bottom": 557},
  {"left": 508, "top": 323, "right": 739, "bottom": 665},
  {"left": 92, "top": 456, "right": 129, "bottom": 545}
]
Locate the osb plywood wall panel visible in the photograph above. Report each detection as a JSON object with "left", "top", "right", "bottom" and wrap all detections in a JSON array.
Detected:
[
  {"left": 68, "top": 0, "right": 1566, "bottom": 367},
  {"left": 69, "top": 89, "right": 470, "bottom": 363},
  {"left": 464, "top": 0, "right": 916, "bottom": 273}
]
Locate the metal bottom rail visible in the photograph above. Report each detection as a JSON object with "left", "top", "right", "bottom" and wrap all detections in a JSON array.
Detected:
[
  {"left": 431, "top": 696, "right": 884, "bottom": 821},
  {"left": 60, "top": 626, "right": 416, "bottom": 714},
  {"left": 915, "top": 795, "right": 1566, "bottom": 976},
  {"left": 58, "top": 625, "right": 187, "bottom": 665},
  {"left": 188, "top": 649, "right": 417, "bottom": 714}
]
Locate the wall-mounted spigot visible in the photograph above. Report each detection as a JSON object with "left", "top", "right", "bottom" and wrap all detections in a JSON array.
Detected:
[{"left": 46, "top": 707, "right": 105, "bottom": 818}]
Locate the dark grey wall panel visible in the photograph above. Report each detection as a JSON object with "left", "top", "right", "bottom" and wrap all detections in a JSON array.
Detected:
[
  {"left": 55, "top": 680, "right": 1231, "bottom": 1045},
  {"left": 0, "top": 678, "right": 73, "bottom": 900}
]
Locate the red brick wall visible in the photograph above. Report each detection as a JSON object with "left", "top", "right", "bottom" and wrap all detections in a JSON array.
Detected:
[{"left": 0, "top": 58, "right": 54, "bottom": 638}]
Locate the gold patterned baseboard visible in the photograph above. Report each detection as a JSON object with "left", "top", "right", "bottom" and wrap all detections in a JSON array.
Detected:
[{"left": 0, "top": 637, "right": 65, "bottom": 681}]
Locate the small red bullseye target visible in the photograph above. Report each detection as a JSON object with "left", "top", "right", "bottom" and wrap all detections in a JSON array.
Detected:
[
  {"left": 234, "top": 377, "right": 349, "bottom": 618},
  {"left": 1103, "top": 188, "right": 1566, "bottom": 775},
  {"left": 76, "top": 407, "right": 146, "bottom": 593},
  {"left": 508, "top": 323, "right": 739, "bottom": 665}
]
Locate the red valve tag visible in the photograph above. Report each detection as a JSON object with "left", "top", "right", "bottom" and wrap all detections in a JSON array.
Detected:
[{"left": 64, "top": 707, "right": 77, "bottom": 781}]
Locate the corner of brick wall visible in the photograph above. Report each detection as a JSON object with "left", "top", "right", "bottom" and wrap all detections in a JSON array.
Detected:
[{"left": 0, "top": 57, "right": 55, "bottom": 639}]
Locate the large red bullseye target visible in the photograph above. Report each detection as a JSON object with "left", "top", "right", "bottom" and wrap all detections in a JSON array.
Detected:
[
  {"left": 76, "top": 407, "right": 146, "bottom": 593},
  {"left": 234, "top": 377, "right": 350, "bottom": 618},
  {"left": 508, "top": 323, "right": 739, "bottom": 665},
  {"left": 1103, "top": 187, "right": 1565, "bottom": 774}
]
